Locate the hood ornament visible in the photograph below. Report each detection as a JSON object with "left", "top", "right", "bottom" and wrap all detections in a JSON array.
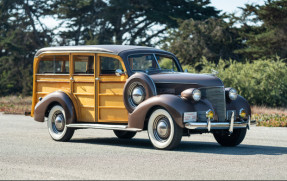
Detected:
[{"left": 211, "top": 69, "right": 219, "bottom": 76}]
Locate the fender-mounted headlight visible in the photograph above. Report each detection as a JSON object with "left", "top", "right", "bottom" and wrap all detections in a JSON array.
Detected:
[
  {"left": 226, "top": 88, "right": 238, "bottom": 101},
  {"left": 181, "top": 88, "right": 201, "bottom": 101},
  {"left": 192, "top": 89, "right": 201, "bottom": 101}
]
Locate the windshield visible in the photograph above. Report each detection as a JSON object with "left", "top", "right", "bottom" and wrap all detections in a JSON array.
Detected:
[{"left": 128, "top": 54, "right": 180, "bottom": 73}]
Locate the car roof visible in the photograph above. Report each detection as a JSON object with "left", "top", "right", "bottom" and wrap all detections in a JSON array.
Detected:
[{"left": 35, "top": 45, "right": 159, "bottom": 57}]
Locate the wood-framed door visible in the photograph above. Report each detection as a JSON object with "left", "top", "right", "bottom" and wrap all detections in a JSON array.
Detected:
[
  {"left": 70, "top": 53, "right": 96, "bottom": 122},
  {"left": 95, "top": 54, "right": 129, "bottom": 123}
]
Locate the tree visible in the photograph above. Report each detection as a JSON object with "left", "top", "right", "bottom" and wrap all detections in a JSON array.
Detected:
[
  {"left": 234, "top": 0, "right": 287, "bottom": 59},
  {"left": 54, "top": 0, "right": 220, "bottom": 45},
  {"left": 0, "top": 0, "right": 53, "bottom": 96},
  {"left": 164, "top": 17, "right": 243, "bottom": 65}
]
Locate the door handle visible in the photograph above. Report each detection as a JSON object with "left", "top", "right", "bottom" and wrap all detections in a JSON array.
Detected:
[
  {"left": 70, "top": 77, "right": 74, "bottom": 81},
  {"left": 95, "top": 77, "right": 100, "bottom": 81}
]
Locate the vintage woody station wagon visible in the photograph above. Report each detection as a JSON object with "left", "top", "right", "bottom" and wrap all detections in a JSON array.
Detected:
[{"left": 31, "top": 45, "right": 254, "bottom": 150}]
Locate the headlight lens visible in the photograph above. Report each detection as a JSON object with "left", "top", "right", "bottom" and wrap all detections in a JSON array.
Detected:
[
  {"left": 229, "top": 88, "right": 238, "bottom": 100},
  {"left": 239, "top": 108, "right": 246, "bottom": 118},
  {"left": 206, "top": 109, "right": 214, "bottom": 119},
  {"left": 192, "top": 89, "right": 201, "bottom": 101}
]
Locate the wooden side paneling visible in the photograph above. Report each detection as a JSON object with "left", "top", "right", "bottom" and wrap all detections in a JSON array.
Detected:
[
  {"left": 99, "top": 95, "right": 124, "bottom": 107},
  {"left": 35, "top": 74, "right": 70, "bottom": 106},
  {"left": 96, "top": 54, "right": 128, "bottom": 123},
  {"left": 72, "top": 77, "right": 95, "bottom": 123},
  {"left": 99, "top": 108, "right": 128, "bottom": 122}
]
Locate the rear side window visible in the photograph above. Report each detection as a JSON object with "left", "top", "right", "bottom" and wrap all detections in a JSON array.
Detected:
[
  {"left": 73, "top": 55, "right": 94, "bottom": 74},
  {"left": 38, "top": 55, "right": 69, "bottom": 74},
  {"left": 100, "top": 57, "right": 123, "bottom": 75}
]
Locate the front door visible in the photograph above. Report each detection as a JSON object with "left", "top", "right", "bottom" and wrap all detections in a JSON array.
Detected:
[
  {"left": 96, "top": 54, "right": 129, "bottom": 123},
  {"left": 70, "top": 53, "right": 96, "bottom": 122}
]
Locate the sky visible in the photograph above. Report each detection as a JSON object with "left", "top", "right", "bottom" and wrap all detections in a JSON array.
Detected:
[
  {"left": 43, "top": 0, "right": 266, "bottom": 30},
  {"left": 210, "top": 0, "right": 265, "bottom": 14},
  {"left": 41, "top": 0, "right": 266, "bottom": 46}
]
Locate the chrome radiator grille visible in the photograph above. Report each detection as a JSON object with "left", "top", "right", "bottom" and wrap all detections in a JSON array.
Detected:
[{"left": 201, "top": 87, "right": 226, "bottom": 121}]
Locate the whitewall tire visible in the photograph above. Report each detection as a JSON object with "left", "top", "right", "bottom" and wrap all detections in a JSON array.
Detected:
[
  {"left": 147, "top": 109, "right": 182, "bottom": 150},
  {"left": 47, "top": 105, "right": 74, "bottom": 141}
]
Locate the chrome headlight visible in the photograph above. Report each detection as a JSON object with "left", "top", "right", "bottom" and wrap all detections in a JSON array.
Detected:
[
  {"left": 192, "top": 89, "right": 201, "bottom": 101},
  {"left": 181, "top": 88, "right": 201, "bottom": 101},
  {"left": 228, "top": 88, "right": 238, "bottom": 100}
]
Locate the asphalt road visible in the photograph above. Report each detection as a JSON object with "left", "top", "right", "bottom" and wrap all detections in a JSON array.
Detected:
[{"left": 1, "top": 114, "right": 287, "bottom": 180}]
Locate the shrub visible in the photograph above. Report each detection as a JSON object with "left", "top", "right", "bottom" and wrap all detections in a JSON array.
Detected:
[
  {"left": 253, "top": 113, "right": 287, "bottom": 127},
  {"left": 185, "top": 57, "right": 287, "bottom": 107}
]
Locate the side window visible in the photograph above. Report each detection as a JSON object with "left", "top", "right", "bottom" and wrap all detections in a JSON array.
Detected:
[
  {"left": 128, "top": 54, "right": 158, "bottom": 71},
  {"left": 38, "top": 55, "right": 69, "bottom": 74},
  {"left": 156, "top": 55, "right": 179, "bottom": 72},
  {"left": 73, "top": 55, "right": 94, "bottom": 74},
  {"left": 100, "top": 57, "right": 123, "bottom": 75}
]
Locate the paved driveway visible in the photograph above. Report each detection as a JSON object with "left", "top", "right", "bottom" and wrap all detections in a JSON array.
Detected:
[{"left": 0, "top": 114, "right": 287, "bottom": 180}]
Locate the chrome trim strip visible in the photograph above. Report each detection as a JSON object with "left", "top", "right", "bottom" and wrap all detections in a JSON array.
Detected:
[
  {"left": 185, "top": 121, "right": 248, "bottom": 130},
  {"left": 67, "top": 123, "right": 142, "bottom": 132},
  {"left": 36, "top": 50, "right": 116, "bottom": 57}
]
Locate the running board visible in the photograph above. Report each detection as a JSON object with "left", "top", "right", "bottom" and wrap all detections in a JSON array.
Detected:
[{"left": 66, "top": 123, "right": 142, "bottom": 132}]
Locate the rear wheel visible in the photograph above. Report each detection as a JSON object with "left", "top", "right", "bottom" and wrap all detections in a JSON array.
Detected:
[
  {"left": 213, "top": 128, "right": 247, "bottom": 147},
  {"left": 113, "top": 130, "right": 137, "bottom": 139},
  {"left": 147, "top": 109, "right": 182, "bottom": 150},
  {"left": 47, "top": 105, "right": 74, "bottom": 142}
]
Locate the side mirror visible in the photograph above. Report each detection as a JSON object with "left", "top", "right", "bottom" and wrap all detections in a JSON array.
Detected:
[
  {"left": 184, "top": 69, "right": 188, "bottom": 73},
  {"left": 115, "top": 69, "right": 124, "bottom": 76}
]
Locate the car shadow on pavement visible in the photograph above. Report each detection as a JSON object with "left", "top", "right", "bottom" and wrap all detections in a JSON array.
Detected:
[
  {"left": 70, "top": 137, "right": 287, "bottom": 155},
  {"left": 178, "top": 141, "right": 287, "bottom": 155}
]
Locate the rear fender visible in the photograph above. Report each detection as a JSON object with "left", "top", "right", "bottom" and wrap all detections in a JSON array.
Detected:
[
  {"left": 128, "top": 94, "right": 213, "bottom": 129},
  {"left": 34, "top": 91, "right": 76, "bottom": 124}
]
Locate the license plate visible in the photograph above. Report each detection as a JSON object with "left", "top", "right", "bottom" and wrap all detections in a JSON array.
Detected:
[{"left": 184, "top": 112, "right": 197, "bottom": 122}]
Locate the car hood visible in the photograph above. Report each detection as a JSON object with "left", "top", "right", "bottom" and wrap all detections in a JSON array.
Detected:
[{"left": 149, "top": 72, "right": 223, "bottom": 88}]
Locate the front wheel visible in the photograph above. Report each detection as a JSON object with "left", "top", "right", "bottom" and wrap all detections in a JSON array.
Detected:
[
  {"left": 147, "top": 109, "right": 182, "bottom": 150},
  {"left": 47, "top": 105, "right": 74, "bottom": 142},
  {"left": 213, "top": 128, "right": 247, "bottom": 147},
  {"left": 113, "top": 130, "right": 137, "bottom": 139}
]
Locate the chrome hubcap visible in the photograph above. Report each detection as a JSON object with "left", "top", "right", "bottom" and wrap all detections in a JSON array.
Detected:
[
  {"left": 55, "top": 114, "right": 65, "bottom": 131},
  {"left": 132, "top": 87, "right": 144, "bottom": 105},
  {"left": 128, "top": 82, "right": 145, "bottom": 107},
  {"left": 51, "top": 110, "right": 65, "bottom": 133},
  {"left": 157, "top": 120, "right": 169, "bottom": 138},
  {"left": 153, "top": 116, "right": 171, "bottom": 142}
]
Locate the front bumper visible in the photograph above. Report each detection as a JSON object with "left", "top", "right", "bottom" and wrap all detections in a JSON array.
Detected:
[{"left": 185, "top": 115, "right": 256, "bottom": 132}]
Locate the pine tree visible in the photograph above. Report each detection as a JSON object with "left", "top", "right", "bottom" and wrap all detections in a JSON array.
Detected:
[{"left": 235, "top": 0, "right": 287, "bottom": 59}]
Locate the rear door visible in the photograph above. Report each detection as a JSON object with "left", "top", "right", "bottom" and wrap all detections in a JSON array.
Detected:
[{"left": 70, "top": 53, "right": 96, "bottom": 122}]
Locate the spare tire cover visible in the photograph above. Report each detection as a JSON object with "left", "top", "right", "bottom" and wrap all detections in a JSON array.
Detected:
[{"left": 123, "top": 72, "right": 157, "bottom": 113}]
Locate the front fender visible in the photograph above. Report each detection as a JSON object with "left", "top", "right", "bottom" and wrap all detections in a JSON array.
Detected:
[
  {"left": 34, "top": 91, "right": 76, "bottom": 124},
  {"left": 128, "top": 94, "right": 214, "bottom": 129},
  {"left": 226, "top": 95, "right": 251, "bottom": 118}
]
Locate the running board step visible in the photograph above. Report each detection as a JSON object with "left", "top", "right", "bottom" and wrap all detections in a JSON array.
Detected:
[{"left": 67, "top": 123, "right": 142, "bottom": 132}]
